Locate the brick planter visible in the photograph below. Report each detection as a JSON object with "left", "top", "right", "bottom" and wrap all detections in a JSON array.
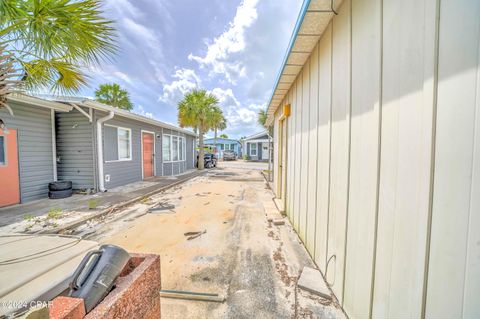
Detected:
[{"left": 49, "top": 253, "right": 161, "bottom": 319}]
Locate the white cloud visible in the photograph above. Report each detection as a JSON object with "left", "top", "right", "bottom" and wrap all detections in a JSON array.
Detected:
[
  {"left": 207, "top": 87, "right": 262, "bottom": 137},
  {"left": 112, "top": 71, "right": 133, "bottom": 85},
  {"left": 188, "top": 0, "right": 259, "bottom": 83},
  {"left": 133, "top": 105, "right": 153, "bottom": 118},
  {"left": 123, "top": 17, "right": 162, "bottom": 51},
  {"left": 210, "top": 87, "right": 240, "bottom": 106},
  {"left": 159, "top": 68, "right": 201, "bottom": 104}
]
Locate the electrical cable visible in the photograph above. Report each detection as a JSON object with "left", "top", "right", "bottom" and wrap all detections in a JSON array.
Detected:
[{"left": 0, "top": 234, "right": 83, "bottom": 265}]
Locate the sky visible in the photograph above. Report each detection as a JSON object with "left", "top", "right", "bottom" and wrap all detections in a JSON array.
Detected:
[{"left": 79, "top": 0, "right": 303, "bottom": 139}]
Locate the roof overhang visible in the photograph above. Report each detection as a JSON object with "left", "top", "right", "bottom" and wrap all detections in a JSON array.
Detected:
[
  {"left": 82, "top": 100, "right": 197, "bottom": 137},
  {"left": 32, "top": 94, "right": 197, "bottom": 137},
  {"left": 7, "top": 93, "right": 72, "bottom": 112},
  {"left": 265, "top": 0, "right": 342, "bottom": 126},
  {"left": 244, "top": 130, "right": 270, "bottom": 141}
]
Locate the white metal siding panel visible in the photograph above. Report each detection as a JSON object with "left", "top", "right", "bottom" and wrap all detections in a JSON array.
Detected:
[
  {"left": 372, "top": 0, "right": 437, "bottom": 317},
  {"left": 294, "top": 78, "right": 302, "bottom": 230},
  {"left": 299, "top": 60, "right": 311, "bottom": 242},
  {"left": 286, "top": 88, "right": 295, "bottom": 221},
  {"left": 326, "top": 0, "right": 351, "bottom": 302},
  {"left": 273, "top": 106, "right": 280, "bottom": 196},
  {"left": 306, "top": 44, "right": 320, "bottom": 254},
  {"left": 0, "top": 102, "right": 54, "bottom": 202},
  {"left": 343, "top": 0, "right": 381, "bottom": 317},
  {"left": 314, "top": 23, "right": 333, "bottom": 272},
  {"left": 426, "top": 0, "right": 480, "bottom": 318}
]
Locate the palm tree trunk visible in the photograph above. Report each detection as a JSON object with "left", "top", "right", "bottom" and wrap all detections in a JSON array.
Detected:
[{"left": 198, "top": 128, "right": 205, "bottom": 170}]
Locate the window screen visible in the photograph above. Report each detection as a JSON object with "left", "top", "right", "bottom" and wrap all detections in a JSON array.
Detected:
[
  {"left": 163, "top": 135, "right": 171, "bottom": 161},
  {"left": 0, "top": 136, "right": 5, "bottom": 165},
  {"left": 179, "top": 137, "right": 184, "bottom": 161},
  {"left": 118, "top": 128, "right": 131, "bottom": 160},
  {"left": 172, "top": 136, "right": 179, "bottom": 161},
  {"left": 250, "top": 143, "right": 257, "bottom": 156}
]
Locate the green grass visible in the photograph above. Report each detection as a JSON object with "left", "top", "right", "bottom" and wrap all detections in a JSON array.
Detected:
[
  {"left": 23, "top": 214, "right": 35, "bottom": 221},
  {"left": 88, "top": 199, "right": 99, "bottom": 210},
  {"left": 47, "top": 208, "right": 63, "bottom": 219}
]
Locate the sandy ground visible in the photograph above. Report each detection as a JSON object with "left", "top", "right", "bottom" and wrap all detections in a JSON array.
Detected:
[{"left": 91, "top": 167, "right": 346, "bottom": 319}]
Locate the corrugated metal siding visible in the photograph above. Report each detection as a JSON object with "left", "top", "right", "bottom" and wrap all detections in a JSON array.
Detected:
[
  {"left": 56, "top": 108, "right": 95, "bottom": 189},
  {"left": 0, "top": 102, "right": 54, "bottom": 202},
  {"left": 425, "top": 0, "right": 480, "bottom": 317},
  {"left": 271, "top": 0, "right": 480, "bottom": 317}
]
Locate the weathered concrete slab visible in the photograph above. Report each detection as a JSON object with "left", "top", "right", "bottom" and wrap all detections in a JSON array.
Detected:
[{"left": 297, "top": 266, "right": 331, "bottom": 300}]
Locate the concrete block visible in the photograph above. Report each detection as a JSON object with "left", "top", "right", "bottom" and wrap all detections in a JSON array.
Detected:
[
  {"left": 297, "top": 267, "right": 331, "bottom": 300},
  {"left": 85, "top": 253, "right": 161, "bottom": 319},
  {"left": 273, "top": 218, "right": 285, "bottom": 226}
]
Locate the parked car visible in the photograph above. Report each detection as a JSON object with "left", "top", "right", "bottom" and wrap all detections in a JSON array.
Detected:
[
  {"left": 196, "top": 153, "right": 217, "bottom": 168},
  {"left": 223, "top": 150, "right": 236, "bottom": 161}
]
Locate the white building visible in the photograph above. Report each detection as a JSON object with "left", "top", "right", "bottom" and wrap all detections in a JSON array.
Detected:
[{"left": 267, "top": 0, "right": 480, "bottom": 318}]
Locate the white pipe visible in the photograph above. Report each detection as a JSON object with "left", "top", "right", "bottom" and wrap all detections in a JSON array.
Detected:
[
  {"left": 51, "top": 109, "right": 57, "bottom": 181},
  {"left": 96, "top": 111, "right": 114, "bottom": 192}
]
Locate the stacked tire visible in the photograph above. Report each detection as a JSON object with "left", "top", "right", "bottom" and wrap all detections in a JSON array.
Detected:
[{"left": 49, "top": 181, "right": 73, "bottom": 199}]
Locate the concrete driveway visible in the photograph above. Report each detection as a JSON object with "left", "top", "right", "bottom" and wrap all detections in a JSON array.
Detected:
[
  {"left": 92, "top": 166, "right": 345, "bottom": 318},
  {"left": 217, "top": 159, "right": 269, "bottom": 171}
]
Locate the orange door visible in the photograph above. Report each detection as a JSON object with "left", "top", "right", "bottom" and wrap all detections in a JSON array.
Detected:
[
  {"left": 142, "top": 132, "right": 154, "bottom": 178},
  {"left": 0, "top": 129, "right": 20, "bottom": 207}
]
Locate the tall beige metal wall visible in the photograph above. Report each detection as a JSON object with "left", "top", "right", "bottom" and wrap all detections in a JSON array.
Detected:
[{"left": 274, "top": 0, "right": 480, "bottom": 318}]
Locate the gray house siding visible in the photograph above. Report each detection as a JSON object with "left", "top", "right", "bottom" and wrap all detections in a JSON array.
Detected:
[
  {"left": 246, "top": 142, "right": 262, "bottom": 161},
  {"left": 0, "top": 101, "right": 54, "bottom": 203},
  {"left": 161, "top": 129, "right": 189, "bottom": 176},
  {"left": 186, "top": 135, "right": 194, "bottom": 169},
  {"left": 98, "top": 112, "right": 192, "bottom": 189},
  {"left": 101, "top": 114, "right": 154, "bottom": 189},
  {"left": 56, "top": 107, "right": 95, "bottom": 190}
]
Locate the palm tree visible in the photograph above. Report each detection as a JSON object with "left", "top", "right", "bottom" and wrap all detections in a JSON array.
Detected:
[
  {"left": 95, "top": 83, "right": 133, "bottom": 111},
  {"left": 178, "top": 89, "right": 219, "bottom": 170},
  {"left": 0, "top": 0, "right": 116, "bottom": 109},
  {"left": 219, "top": 134, "right": 228, "bottom": 138},
  {"left": 258, "top": 109, "right": 268, "bottom": 127},
  {"left": 209, "top": 106, "right": 227, "bottom": 153}
]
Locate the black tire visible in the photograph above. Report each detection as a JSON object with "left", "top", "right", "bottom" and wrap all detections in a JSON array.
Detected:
[
  {"left": 49, "top": 181, "right": 72, "bottom": 191},
  {"left": 49, "top": 189, "right": 73, "bottom": 199}
]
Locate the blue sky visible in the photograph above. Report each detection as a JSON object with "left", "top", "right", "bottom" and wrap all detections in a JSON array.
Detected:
[{"left": 80, "top": 0, "right": 302, "bottom": 138}]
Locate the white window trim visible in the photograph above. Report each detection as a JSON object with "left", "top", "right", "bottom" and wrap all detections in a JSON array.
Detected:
[
  {"left": 0, "top": 135, "right": 7, "bottom": 166},
  {"left": 163, "top": 134, "right": 187, "bottom": 163},
  {"left": 250, "top": 143, "right": 257, "bottom": 156},
  {"left": 104, "top": 124, "right": 133, "bottom": 163},
  {"left": 141, "top": 130, "right": 156, "bottom": 179}
]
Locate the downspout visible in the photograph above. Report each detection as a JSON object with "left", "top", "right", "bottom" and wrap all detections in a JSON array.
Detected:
[
  {"left": 96, "top": 111, "right": 114, "bottom": 192},
  {"left": 51, "top": 109, "right": 58, "bottom": 181}
]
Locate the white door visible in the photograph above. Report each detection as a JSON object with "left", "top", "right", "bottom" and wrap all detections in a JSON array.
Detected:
[{"left": 262, "top": 142, "right": 269, "bottom": 160}]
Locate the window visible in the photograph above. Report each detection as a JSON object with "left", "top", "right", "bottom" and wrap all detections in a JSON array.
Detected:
[
  {"left": 179, "top": 137, "right": 184, "bottom": 161},
  {"left": 163, "top": 135, "right": 186, "bottom": 162},
  {"left": 172, "top": 136, "right": 179, "bottom": 161},
  {"left": 104, "top": 125, "right": 132, "bottom": 162},
  {"left": 0, "top": 136, "right": 5, "bottom": 165},
  {"left": 163, "top": 135, "right": 171, "bottom": 161},
  {"left": 250, "top": 143, "right": 257, "bottom": 156},
  {"left": 231, "top": 144, "right": 236, "bottom": 151},
  {"left": 220, "top": 144, "right": 224, "bottom": 150},
  {"left": 118, "top": 128, "right": 131, "bottom": 160}
]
